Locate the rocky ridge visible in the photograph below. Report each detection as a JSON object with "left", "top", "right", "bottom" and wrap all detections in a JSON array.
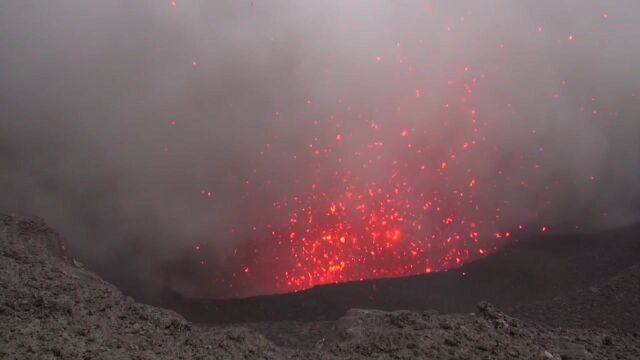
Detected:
[{"left": 1, "top": 215, "right": 639, "bottom": 359}]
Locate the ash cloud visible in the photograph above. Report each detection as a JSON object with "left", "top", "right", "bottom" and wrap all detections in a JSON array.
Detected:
[{"left": 1, "top": 1, "right": 639, "bottom": 298}]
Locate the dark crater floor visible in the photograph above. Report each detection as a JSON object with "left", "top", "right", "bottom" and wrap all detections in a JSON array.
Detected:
[
  {"left": 2, "top": 214, "right": 640, "bottom": 359},
  {"left": 155, "top": 223, "right": 640, "bottom": 324}
]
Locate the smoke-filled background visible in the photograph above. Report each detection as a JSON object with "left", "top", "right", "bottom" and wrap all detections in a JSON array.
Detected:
[{"left": 1, "top": 0, "right": 639, "bottom": 299}]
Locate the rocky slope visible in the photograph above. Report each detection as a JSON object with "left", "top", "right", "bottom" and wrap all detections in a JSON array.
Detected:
[
  {"left": 0, "top": 215, "right": 285, "bottom": 360},
  {"left": 513, "top": 263, "right": 640, "bottom": 332},
  {"left": 1, "top": 214, "right": 639, "bottom": 359}
]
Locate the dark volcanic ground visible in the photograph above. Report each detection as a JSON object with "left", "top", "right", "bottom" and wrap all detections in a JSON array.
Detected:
[
  {"left": 2, "top": 214, "right": 640, "bottom": 359},
  {"left": 157, "top": 223, "right": 640, "bottom": 323}
]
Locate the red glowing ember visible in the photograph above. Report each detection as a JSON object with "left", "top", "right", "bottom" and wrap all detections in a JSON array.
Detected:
[
  {"left": 200, "top": 75, "right": 546, "bottom": 297},
  {"left": 177, "top": 3, "right": 612, "bottom": 299}
]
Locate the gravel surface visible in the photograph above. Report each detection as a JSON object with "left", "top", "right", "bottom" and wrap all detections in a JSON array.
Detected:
[{"left": 2, "top": 214, "right": 639, "bottom": 359}]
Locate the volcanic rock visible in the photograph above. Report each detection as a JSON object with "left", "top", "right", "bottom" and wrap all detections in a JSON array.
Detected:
[
  {"left": 2, "top": 214, "right": 640, "bottom": 359},
  {"left": 0, "top": 215, "right": 286, "bottom": 360}
]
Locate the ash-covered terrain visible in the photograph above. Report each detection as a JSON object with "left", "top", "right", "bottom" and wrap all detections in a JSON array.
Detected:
[
  {"left": 167, "top": 223, "right": 640, "bottom": 323},
  {"left": 2, "top": 2, "right": 640, "bottom": 359},
  {"left": 2, "top": 214, "right": 639, "bottom": 359}
]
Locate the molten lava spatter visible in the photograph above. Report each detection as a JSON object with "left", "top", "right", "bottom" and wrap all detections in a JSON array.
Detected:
[
  {"left": 205, "top": 74, "right": 535, "bottom": 297},
  {"left": 171, "top": 2, "right": 619, "bottom": 298}
]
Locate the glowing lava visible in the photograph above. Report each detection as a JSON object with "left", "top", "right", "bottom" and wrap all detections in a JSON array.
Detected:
[
  {"left": 178, "top": 2, "right": 613, "bottom": 298},
  {"left": 205, "top": 81, "right": 537, "bottom": 297}
]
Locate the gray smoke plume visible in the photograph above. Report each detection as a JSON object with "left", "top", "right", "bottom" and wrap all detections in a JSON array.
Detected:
[{"left": 1, "top": 1, "right": 639, "bottom": 298}]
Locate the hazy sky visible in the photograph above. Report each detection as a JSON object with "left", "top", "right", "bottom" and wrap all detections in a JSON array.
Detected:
[{"left": 1, "top": 1, "right": 639, "bottom": 298}]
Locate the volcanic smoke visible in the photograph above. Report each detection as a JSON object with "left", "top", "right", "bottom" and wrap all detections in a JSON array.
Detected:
[{"left": 1, "top": 1, "right": 639, "bottom": 299}]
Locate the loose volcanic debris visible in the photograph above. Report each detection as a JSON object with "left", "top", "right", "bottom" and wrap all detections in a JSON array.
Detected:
[
  {"left": 1, "top": 214, "right": 639, "bottom": 359},
  {"left": 513, "top": 263, "right": 640, "bottom": 333},
  {"left": 0, "top": 215, "right": 286, "bottom": 360}
]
